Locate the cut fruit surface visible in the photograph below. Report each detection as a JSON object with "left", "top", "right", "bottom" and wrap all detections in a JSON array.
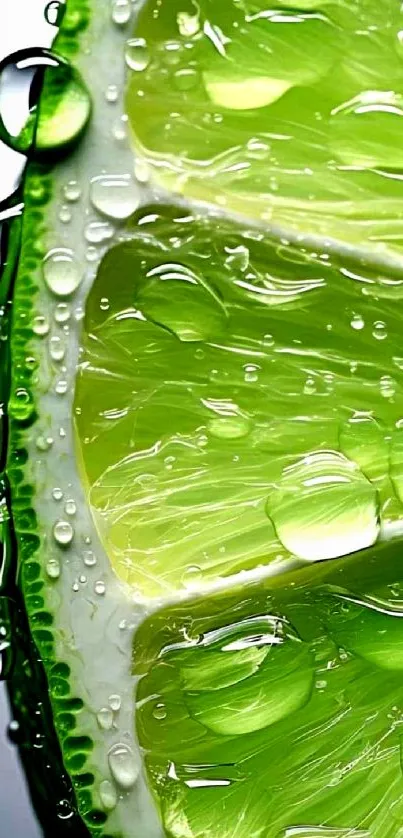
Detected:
[
  {"left": 135, "top": 542, "right": 403, "bottom": 838},
  {"left": 126, "top": 0, "right": 403, "bottom": 255},
  {"left": 75, "top": 204, "right": 403, "bottom": 599}
]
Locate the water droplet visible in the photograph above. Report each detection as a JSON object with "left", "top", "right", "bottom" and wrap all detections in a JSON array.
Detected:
[
  {"left": 112, "top": 0, "right": 131, "bottom": 26},
  {"left": 351, "top": 313, "right": 365, "bottom": 331},
  {"left": 331, "top": 90, "right": 403, "bottom": 168},
  {"left": 134, "top": 157, "right": 150, "bottom": 183},
  {"left": 112, "top": 115, "right": 128, "bottom": 143},
  {"left": 9, "top": 388, "right": 35, "bottom": 423},
  {"left": 373, "top": 320, "right": 387, "bottom": 340},
  {"left": 63, "top": 181, "right": 81, "bottom": 202},
  {"left": 53, "top": 520, "right": 74, "bottom": 547},
  {"left": 49, "top": 335, "right": 66, "bottom": 362},
  {"left": 99, "top": 779, "right": 117, "bottom": 812},
  {"left": 55, "top": 303, "right": 71, "bottom": 324},
  {"left": 0, "top": 52, "right": 91, "bottom": 157},
  {"left": 268, "top": 450, "right": 379, "bottom": 562},
  {"left": 59, "top": 205, "right": 72, "bottom": 224},
  {"left": 105, "top": 84, "right": 119, "bottom": 103},
  {"left": 36, "top": 435, "right": 54, "bottom": 452},
  {"left": 263, "top": 333, "right": 274, "bottom": 348},
  {"left": 55, "top": 379, "right": 68, "bottom": 396},
  {"left": 109, "top": 694, "right": 121, "bottom": 712},
  {"left": 225, "top": 244, "right": 249, "bottom": 273},
  {"left": 56, "top": 799, "right": 74, "bottom": 821},
  {"left": 83, "top": 550, "right": 97, "bottom": 567},
  {"left": 108, "top": 743, "right": 139, "bottom": 790},
  {"left": 52, "top": 487, "right": 63, "bottom": 502},
  {"left": 94, "top": 580, "right": 106, "bottom": 596},
  {"left": 72, "top": 580, "right": 79, "bottom": 593},
  {"left": 244, "top": 364, "right": 259, "bottom": 383},
  {"left": 182, "top": 565, "right": 203, "bottom": 589},
  {"left": 174, "top": 68, "right": 200, "bottom": 91},
  {"left": 85, "top": 221, "right": 115, "bottom": 244},
  {"left": 97, "top": 708, "right": 114, "bottom": 730},
  {"left": 46, "top": 557, "right": 61, "bottom": 579},
  {"left": 208, "top": 415, "right": 251, "bottom": 440},
  {"left": 33, "top": 316, "right": 49, "bottom": 337},
  {"left": 153, "top": 703, "right": 167, "bottom": 721},
  {"left": 303, "top": 377, "right": 316, "bottom": 396},
  {"left": 380, "top": 375, "right": 396, "bottom": 398},
  {"left": 43, "top": 248, "right": 82, "bottom": 297},
  {"left": 86, "top": 246, "right": 99, "bottom": 263},
  {"left": 65, "top": 499, "right": 77, "bottom": 516},
  {"left": 45, "top": 1, "right": 65, "bottom": 26},
  {"left": 125, "top": 38, "right": 150, "bottom": 72},
  {"left": 177, "top": 10, "right": 200, "bottom": 37},
  {"left": 90, "top": 174, "right": 140, "bottom": 220}
]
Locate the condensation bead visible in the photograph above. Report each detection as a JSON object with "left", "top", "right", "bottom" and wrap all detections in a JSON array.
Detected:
[
  {"left": 46, "top": 558, "right": 61, "bottom": 579},
  {"left": 53, "top": 520, "right": 74, "bottom": 547},
  {"left": 33, "top": 316, "right": 50, "bottom": 337},
  {"left": 43, "top": 248, "right": 83, "bottom": 297},
  {"left": 49, "top": 335, "right": 66, "bottom": 362},
  {"left": 97, "top": 708, "right": 114, "bottom": 730},
  {"left": 108, "top": 743, "right": 139, "bottom": 790},
  {"left": 99, "top": 779, "right": 117, "bottom": 812}
]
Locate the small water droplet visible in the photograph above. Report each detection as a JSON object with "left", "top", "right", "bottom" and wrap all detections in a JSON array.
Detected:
[
  {"left": 63, "top": 181, "right": 81, "bottom": 202},
  {"left": 36, "top": 435, "right": 54, "bottom": 452},
  {"left": 380, "top": 375, "right": 396, "bottom": 398},
  {"left": 304, "top": 377, "right": 316, "bottom": 396},
  {"left": 90, "top": 174, "right": 140, "bottom": 220},
  {"left": 99, "top": 779, "right": 117, "bottom": 812},
  {"left": 9, "top": 388, "right": 34, "bottom": 423},
  {"left": 225, "top": 244, "right": 249, "bottom": 273},
  {"left": 125, "top": 38, "right": 150, "bottom": 72},
  {"left": 45, "top": 1, "right": 65, "bottom": 26},
  {"left": 108, "top": 743, "right": 139, "bottom": 790},
  {"left": 268, "top": 450, "right": 379, "bottom": 562},
  {"left": 43, "top": 248, "right": 82, "bottom": 297},
  {"left": 373, "top": 320, "right": 387, "bottom": 341},
  {"left": 72, "top": 580, "right": 79, "bottom": 593},
  {"left": 49, "top": 335, "right": 66, "bottom": 362},
  {"left": 105, "top": 84, "right": 119, "bottom": 103},
  {"left": 55, "top": 379, "right": 68, "bottom": 396},
  {"left": 112, "top": 115, "right": 128, "bottom": 143},
  {"left": 52, "top": 487, "right": 63, "bottom": 502},
  {"left": 112, "top": 0, "right": 131, "bottom": 25},
  {"left": 85, "top": 221, "right": 115, "bottom": 244},
  {"left": 134, "top": 157, "right": 150, "bottom": 184},
  {"left": 83, "top": 550, "right": 97, "bottom": 567},
  {"left": 351, "top": 313, "right": 364, "bottom": 331},
  {"left": 182, "top": 565, "right": 203, "bottom": 589},
  {"left": 174, "top": 68, "right": 200, "bottom": 91},
  {"left": 86, "top": 246, "right": 99, "bottom": 263},
  {"left": 46, "top": 557, "right": 61, "bottom": 580},
  {"left": 59, "top": 205, "right": 72, "bottom": 224},
  {"left": 56, "top": 799, "right": 74, "bottom": 821},
  {"left": 244, "top": 364, "right": 259, "bottom": 383},
  {"left": 177, "top": 10, "right": 200, "bottom": 37},
  {"left": 100, "top": 297, "right": 110, "bottom": 311},
  {"left": 55, "top": 303, "right": 71, "bottom": 324},
  {"left": 65, "top": 499, "right": 77, "bottom": 516},
  {"left": 153, "top": 703, "right": 167, "bottom": 720},
  {"left": 53, "top": 520, "right": 74, "bottom": 547},
  {"left": 109, "top": 694, "right": 121, "bottom": 712},
  {"left": 263, "top": 333, "right": 274, "bottom": 348},
  {"left": 94, "top": 580, "right": 106, "bottom": 596},
  {"left": 79, "top": 575, "right": 87, "bottom": 584},
  {"left": 97, "top": 708, "right": 114, "bottom": 731},
  {"left": 33, "top": 316, "right": 50, "bottom": 337}
]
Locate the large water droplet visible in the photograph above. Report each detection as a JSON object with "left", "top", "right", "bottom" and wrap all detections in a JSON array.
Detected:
[
  {"left": 112, "top": 0, "right": 131, "bottom": 26},
  {"left": 108, "top": 743, "right": 139, "bottom": 790},
  {"left": 0, "top": 50, "right": 91, "bottom": 157},
  {"left": 330, "top": 91, "right": 403, "bottom": 168},
  {"left": 85, "top": 221, "right": 115, "bottom": 244},
  {"left": 53, "top": 520, "right": 74, "bottom": 547},
  {"left": 90, "top": 174, "right": 140, "bottom": 220},
  {"left": 125, "top": 38, "right": 150, "bottom": 72},
  {"left": 43, "top": 248, "right": 82, "bottom": 297},
  {"left": 46, "top": 557, "right": 61, "bottom": 579},
  {"left": 268, "top": 450, "right": 379, "bottom": 561}
]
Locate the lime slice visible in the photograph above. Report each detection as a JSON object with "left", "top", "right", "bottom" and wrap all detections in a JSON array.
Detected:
[{"left": 4, "top": 0, "right": 403, "bottom": 837}]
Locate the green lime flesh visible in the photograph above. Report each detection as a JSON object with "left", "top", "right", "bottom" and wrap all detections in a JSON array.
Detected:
[{"left": 126, "top": 0, "right": 403, "bottom": 254}]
